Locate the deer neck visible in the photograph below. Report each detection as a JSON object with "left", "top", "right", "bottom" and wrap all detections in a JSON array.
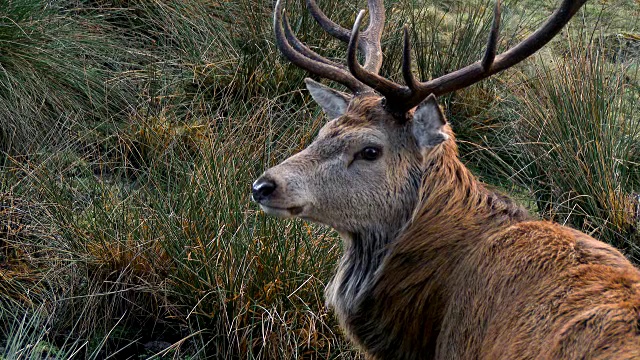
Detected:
[
  {"left": 326, "top": 189, "right": 419, "bottom": 321},
  {"left": 326, "top": 229, "right": 392, "bottom": 317},
  {"left": 333, "top": 141, "right": 531, "bottom": 356},
  {"left": 325, "top": 140, "right": 531, "bottom": 320},
  {"left": 410, "top": 140, "right": 530, "bottom": 246},
  {"left": 366, "top": 139, "right": 531, "bottom": 323}
]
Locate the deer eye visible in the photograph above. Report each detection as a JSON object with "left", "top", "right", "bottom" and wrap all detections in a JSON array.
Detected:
[{"left": 357, "top": 146, "right": 382, "bottom": 161}]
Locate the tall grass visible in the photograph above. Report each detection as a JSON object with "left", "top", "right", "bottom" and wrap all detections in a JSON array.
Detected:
[
  {"left": 0, "top": 0, "right": 639, "bottom": 358},
  {"left": 0, "top": 0, "right": 137, "bottom": 154},
  {"left": 1, "top": 95, "right": 356, "bottom": 357},
  {"left": 489, "top": 36, "right": 640, "bottom": 261}
]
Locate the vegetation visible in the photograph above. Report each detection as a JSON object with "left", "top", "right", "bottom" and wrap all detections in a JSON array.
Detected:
[{"left": 0, "top": 0, "right": 638, "bottom": 358}]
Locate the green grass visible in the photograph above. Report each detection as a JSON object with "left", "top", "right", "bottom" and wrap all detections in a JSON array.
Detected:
[
  {"left": 0, "top": 0, "right": 639, "bottom": 358},
  {"left": 0, "top": 0, "right": 136, "bottom": 154},
  {"left": 499, "top": 40, "right": 640, "bottom": 261}
]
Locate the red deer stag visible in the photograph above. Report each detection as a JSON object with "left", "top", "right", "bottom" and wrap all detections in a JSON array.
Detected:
[{"left": 252, "top": 0, "right": 640, "bottom": 358}]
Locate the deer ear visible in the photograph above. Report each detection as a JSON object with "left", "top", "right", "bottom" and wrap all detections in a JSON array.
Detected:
[
  {"left": 305, "top": 78, "right": 350, "bottom": 119},
  {"left": 411, "top": 94, "right": 449, "bottom": 149}
]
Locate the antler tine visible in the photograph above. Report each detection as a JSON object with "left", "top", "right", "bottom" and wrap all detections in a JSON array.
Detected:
[
  {"left": 348, "top": 10, "right": 408, "bottom": 102},
  {"left": 362, "top": 0, "right": 385, "bottom": 38},
  {"left": 481, "top": 0, "right": 501, "bottom": 71},
  {"left": 306, "top": 0, "right": 351, "bottom": 43},
  {"left": 282, "top": 13, "right": 346, "bottom": 69},
  {"left": 307, "top": 0, "right": 385, "bottom": 73},
  {"left": 488, "top": 0, "right": 585, "bottom": 71},
  {"left": 360, "top": 0, "right": 385, "bottom": 73},
  {"left": 274, "top": 0, "right": 369, "bottom": 93},
  {"left": 402, "top": 25, "right": 418, "bottom": 91}
]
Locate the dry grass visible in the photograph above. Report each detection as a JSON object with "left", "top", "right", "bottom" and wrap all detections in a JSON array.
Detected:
[{"left": 0, "top": 0, "right": 638, "bottom": 358}]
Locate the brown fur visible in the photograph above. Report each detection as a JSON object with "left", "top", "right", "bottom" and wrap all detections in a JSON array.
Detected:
[
  {"left": 348, "top": 136, "right": 640, "bottom": 359},
  {"left": 254, "top": 96, "right": 640, "bottom": 359}
]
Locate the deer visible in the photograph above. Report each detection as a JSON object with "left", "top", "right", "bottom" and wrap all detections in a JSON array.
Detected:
[{"left": 252, "top": 0, "right": 640, "bottom": 358}]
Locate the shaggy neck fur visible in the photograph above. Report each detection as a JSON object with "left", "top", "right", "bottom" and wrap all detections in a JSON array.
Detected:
[
  {"left": 326, "top": 173, "right": 421, "bottom": 324},
  {"left": 325, "top": 229, "right": 393, "bottom": 322},
  {"left": 326, "top": 128, "right": 423, "bottom": 320},
  {"left": 330, "top": 138, "right": 531, "bottom": 357}
]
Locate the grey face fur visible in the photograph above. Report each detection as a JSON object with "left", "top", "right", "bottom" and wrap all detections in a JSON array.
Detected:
[{"left": 252, "top": 80, "right": 449, "bottom": 237}]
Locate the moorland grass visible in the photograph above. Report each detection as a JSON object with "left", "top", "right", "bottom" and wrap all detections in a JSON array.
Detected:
[{"left": 0, "top": 0, "right": 638, "bottom": 358}]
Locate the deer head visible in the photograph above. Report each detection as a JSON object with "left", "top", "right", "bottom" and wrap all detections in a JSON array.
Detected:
[{"left": 252, "top": 0, "right": 586, "bottom": 238}]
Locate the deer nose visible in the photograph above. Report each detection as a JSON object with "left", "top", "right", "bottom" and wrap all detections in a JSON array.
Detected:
[{"left": 252, "top": 177, "right": 277, "bottom": 202}]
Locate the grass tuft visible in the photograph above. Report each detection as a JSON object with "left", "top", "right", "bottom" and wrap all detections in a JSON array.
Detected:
[{"left": 0, "top": 0, "right": 638, "bottom": 358}]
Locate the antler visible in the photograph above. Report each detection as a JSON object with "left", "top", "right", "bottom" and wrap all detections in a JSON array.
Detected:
[
  {"left": 274, "top": 0, "right": 386, "bottom": 94},
  {"left": 349, "top": 0, "right": 588, "bottom": 113},
  {"left": 275, "top": 0, "right": 587, "bottom": 114},
  {"left": 306, "top": 0, "right": 385, "bottom": 73}
]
